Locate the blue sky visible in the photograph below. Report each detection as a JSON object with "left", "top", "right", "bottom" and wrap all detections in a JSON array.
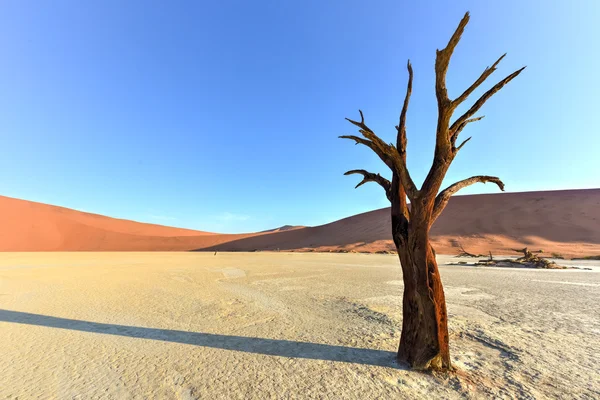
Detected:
[{"left": 0, "top": 1, "right": 598, "bottom": 233}]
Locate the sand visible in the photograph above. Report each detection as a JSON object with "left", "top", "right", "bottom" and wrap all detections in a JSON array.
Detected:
[
  {"left": 1, "top": 189, "right": 600, "bottom": 258},
  {"left": 1, "top": 252, "right": 599, "bottom": 399}
]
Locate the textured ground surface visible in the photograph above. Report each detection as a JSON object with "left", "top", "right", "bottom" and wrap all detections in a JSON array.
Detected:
[{"left": 1, "top": 253, "right": 599, "bottom": 399}]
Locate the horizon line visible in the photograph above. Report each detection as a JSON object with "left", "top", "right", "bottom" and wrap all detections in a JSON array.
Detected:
[{"left": 1, "top": 186, "right": 598, "bottom": 235}]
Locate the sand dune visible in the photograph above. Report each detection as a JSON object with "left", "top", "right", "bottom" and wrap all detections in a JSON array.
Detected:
[
  {"left": 1, "top": 189, "right": 599, "bottom": 257},
  {"left": 0, "top": 195, "right": 231, "bottom": 251}
]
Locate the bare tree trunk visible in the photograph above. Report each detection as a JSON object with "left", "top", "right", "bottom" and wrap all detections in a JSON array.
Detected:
[{"left": 393, "top": 211, "right": 450, "bottom": 370}]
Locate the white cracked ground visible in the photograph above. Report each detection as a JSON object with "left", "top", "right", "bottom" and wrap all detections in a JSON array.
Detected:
[{"left": 0, "top": 253, "right": 599, "bottom": 399}]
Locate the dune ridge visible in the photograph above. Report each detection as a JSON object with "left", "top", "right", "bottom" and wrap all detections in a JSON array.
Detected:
[{"left": 1, "top": 189, "right": 599, "bottom": 257}]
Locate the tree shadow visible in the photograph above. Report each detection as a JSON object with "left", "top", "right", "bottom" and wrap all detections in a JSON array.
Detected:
[{"left": 0, "top": 309, "right": 401, "bottom": 369}]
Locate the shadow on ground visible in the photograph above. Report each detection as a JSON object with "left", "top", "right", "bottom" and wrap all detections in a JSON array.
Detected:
[{"left": 0, "top": 309, "right": 400, "bottom": 369}]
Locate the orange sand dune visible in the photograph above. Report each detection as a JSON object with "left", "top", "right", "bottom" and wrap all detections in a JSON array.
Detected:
[
  {"left": 1, "top": 189, "right": 599, "bottom": 257},
  {"left": 0, "top": 195, "right": 245, "bottom": 251}
]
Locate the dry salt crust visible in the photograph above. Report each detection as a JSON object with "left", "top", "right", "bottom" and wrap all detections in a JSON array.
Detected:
[{"left": 1, "top": 252, "right": 599, "bottom": 399}]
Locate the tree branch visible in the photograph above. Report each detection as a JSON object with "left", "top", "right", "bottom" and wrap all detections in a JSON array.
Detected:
[
  {"left": 345, "top": 109, "right": 370, "bottom": 131},
  {"left": 423, "top": 14, "right": 522, "bottom": 203},
  {"left": 344, "top": 169, "right": 392, "bottom": 202},
  {"left": 339, "top": 135, "right": 393, "bottom": 169},
  {"left": 390, "top": 60, "right": 414, "bottom": 221},
  {"left": 431, "top": 175, "right": 505, "bottom": 223},
  {"left": 450, "top": 66, "right": 526, "bottom": 136},
  {"left": 423, "top": 12, "right": 472, "bottom": 199},
  {"left": 455, "top": 136, "right": 472, "bottom": 151},
  {"left": 452, "top": 53, "right": 506, "bottom": 107},
  {"left": 397, "top": 60, "right": 413, "bottom": 154},
  {"left": 435, "top": 12, "right": 470, "bottom": 108},
  {"left": 341, "top": 110, "right": 419, "bottom": 200},
  {"left": 450, "top": 116, "right": 484, "bottom": 146}
]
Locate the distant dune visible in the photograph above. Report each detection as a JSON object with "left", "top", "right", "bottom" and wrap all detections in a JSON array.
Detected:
[
  {"left": 0, "top": 195, "right": 248, "bottom": 251},
  {"left": 1, "top": 189, "right": 599, "bottom": 257},
  {"left": 260, "top": 225, "right": 305, "bottom": 233}
]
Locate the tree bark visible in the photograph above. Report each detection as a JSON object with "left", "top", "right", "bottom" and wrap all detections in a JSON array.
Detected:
[{"left": 393, "top": 210, "right": 450, "bottom": 370}]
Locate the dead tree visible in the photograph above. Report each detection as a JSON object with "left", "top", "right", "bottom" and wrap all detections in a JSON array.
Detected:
[
  {"left": 512, "top": 247, "right": 542, "bottom": 261},
  {"left": 512, "top": 247, "right": 555, "bottom": 267},
  {"left": 456, "top": 243, "right": 483, "bottom": 258},
  {"left": 340, "top": 12, "right": 524, "bottom": 371}
]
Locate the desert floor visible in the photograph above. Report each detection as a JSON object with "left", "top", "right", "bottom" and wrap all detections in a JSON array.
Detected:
[{"left": 1, "top": 253, "right": 599, "bottom": 399}]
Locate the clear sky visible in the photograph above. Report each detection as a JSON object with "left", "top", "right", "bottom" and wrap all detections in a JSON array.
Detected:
[{"left": 0, "top": 1, "right": 598, "bottom": 233}]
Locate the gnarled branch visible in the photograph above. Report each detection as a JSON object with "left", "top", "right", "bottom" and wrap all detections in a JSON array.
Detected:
[
  {"left": 451, "top": 116, "right": 484, "bottom": 147},
  {"left": 344, "top": 169, "right": 392, "bottom": 202},
  {"left": 339, "top": 134, "right": 393, "bottom": 169},
  {"left": 423, "top": 12, "right": 524, "bottom": 201},
  {"left": 452, "top": 53, "right": 506, "bottom": 108},
  {"left": 435, "top": 12, "right": 470, "bottom": 108},
  {"left": 341, "top": 110, "right": 419, "bottom": 200},
  {"left": 424, "top": 12, "right": 473, "bottom": 198},
  {"left": 431, "top": 175, "right": 505, "bottom": 223},
  {"left": 391, "top": 60, "right": 414, "bottom": 222},
  {"left": 455, "top": 136, "right": 472, "bottom": 151},
  {"left": 450, "top": 66, "right": 526, "bottom": 137},
  {"left": 397, "top": 60, "right": 413, "bottom": 154}
]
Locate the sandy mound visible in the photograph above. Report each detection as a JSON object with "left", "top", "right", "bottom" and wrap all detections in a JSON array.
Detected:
[
  {"left": 204, "top": 189, "right": 600, "bottom": 258},
  {"left": 1, "top": 189, "right": 599, "bottom": 257},
  {"left": 0, "top": 195, "right": 249, "bottom": 251}
]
